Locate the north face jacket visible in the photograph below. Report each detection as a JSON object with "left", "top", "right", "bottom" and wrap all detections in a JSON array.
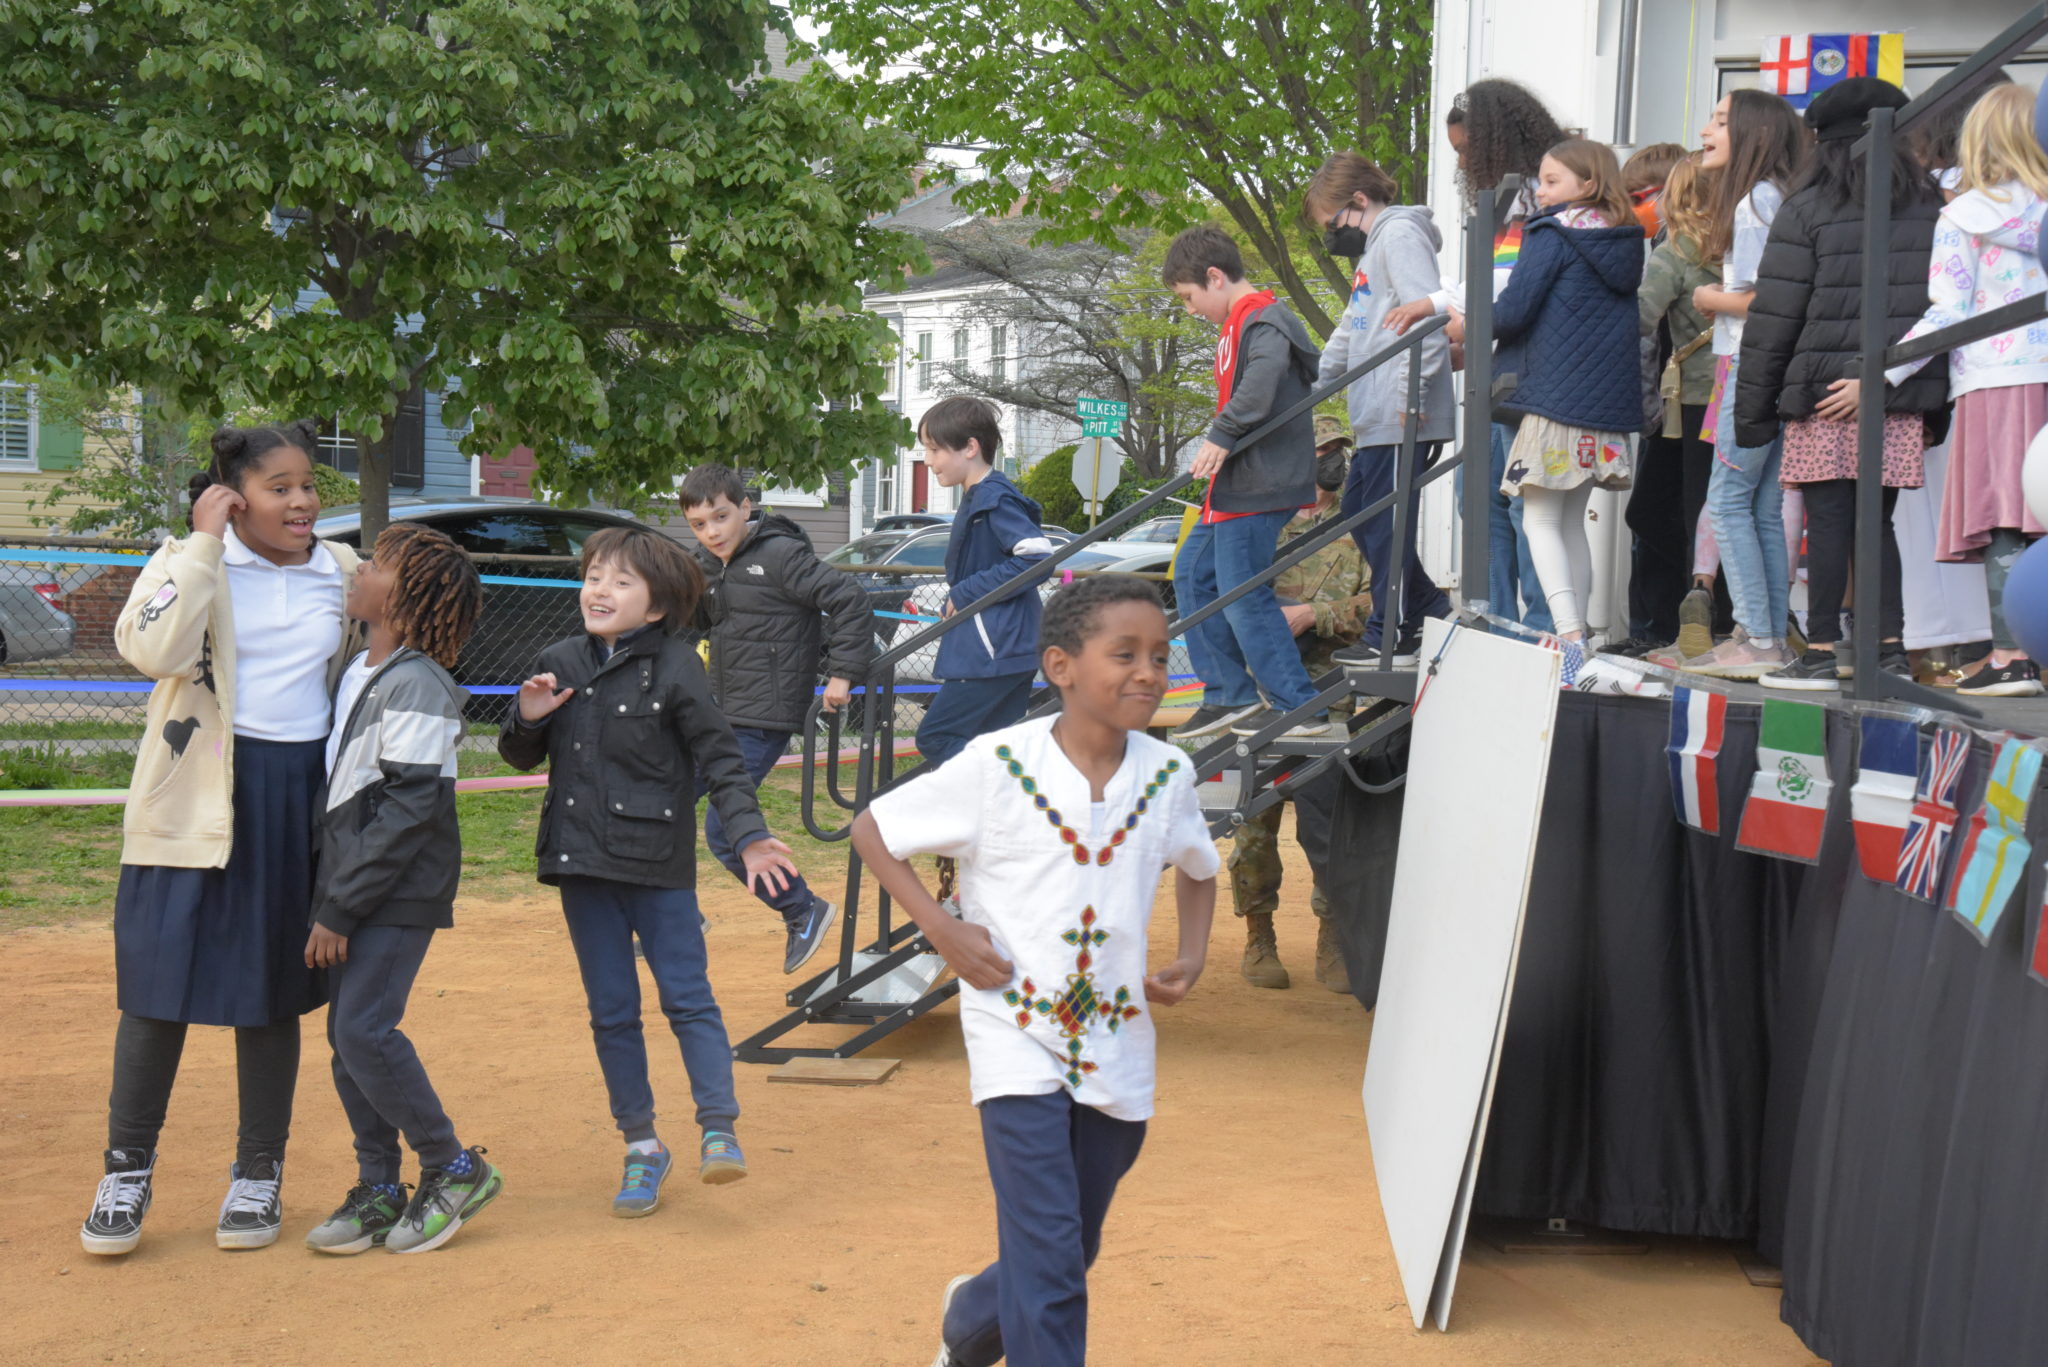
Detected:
[
  {"left": 935, "top": 471, "right": 1052, "bottom": 681},
  {"left": 313, "top": 648, "right": 464, "bottom": 937},
  {"left": 1493, "top": 204, "right": 1649, "bottom": 434},
  {"left": 693, "top": 512, "right": 873, "bottom": 731},
  {"left": 497, "top": 627, "right": 770, "bottom": 890}
]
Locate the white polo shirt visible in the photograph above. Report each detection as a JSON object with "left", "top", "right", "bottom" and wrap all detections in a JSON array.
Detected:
[
  {"left": 222, "top": 526, "right": 345, "bottom": 740},
  {"left": 865, "top": 716, "right": 1221, "bottom": 1122}
]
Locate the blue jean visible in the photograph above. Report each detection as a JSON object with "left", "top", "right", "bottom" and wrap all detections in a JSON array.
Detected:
[
  {"left": 940, "top": 1091, "right": 1149, "bottom": 1367},
  {"left": 1346, "top": 442, "right": 1453, "bottom": 648},
  {"left": 1707, "top": 365, "right": 1788, "bottom": 640},
  {"left": 557, "top": 878, "right": 738, "bottom": 1142},
  {"left": 326, "top": 924, "right": 461, "bottom": 1185},
  {"left": 918, "top": 672, "right": 1036, "bottom": 768},
  {"left": 1174, "top": 510, "right": 1319, "bottom": 711},
  {"left": 1481, "top": 423, "right": 1553, "bottom": 630},
  {"left": 700, "top": 725, "right": 814, "bottom": 924}
]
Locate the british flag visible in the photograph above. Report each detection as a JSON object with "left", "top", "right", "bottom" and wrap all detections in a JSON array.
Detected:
[{"left": 1897, "top": 726, "right": 1969, "bottom": 902}]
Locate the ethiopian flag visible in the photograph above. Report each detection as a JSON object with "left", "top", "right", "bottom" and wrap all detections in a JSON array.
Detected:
[{"left": 1737, "top": 699, "right": 1832, "bottom": 863}]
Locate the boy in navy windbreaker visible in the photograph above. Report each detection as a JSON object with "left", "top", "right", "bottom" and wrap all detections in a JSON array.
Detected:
[{"left": 915, "top": 396, "right": 1053, "bottom": 768}]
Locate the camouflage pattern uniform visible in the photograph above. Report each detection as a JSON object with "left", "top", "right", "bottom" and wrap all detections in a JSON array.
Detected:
[{"left": 1230, "top": 414, "right": 1370, "bottom": 923}]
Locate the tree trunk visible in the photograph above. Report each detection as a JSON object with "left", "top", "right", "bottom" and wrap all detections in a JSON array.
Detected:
[{"left": 355, "top": 426, "right": 392, "bottom": 543}]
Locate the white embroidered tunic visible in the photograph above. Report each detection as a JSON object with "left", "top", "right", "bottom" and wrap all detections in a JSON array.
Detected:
[{"left": 866, "top": 716, "right": 1220, "bottom": 1121}]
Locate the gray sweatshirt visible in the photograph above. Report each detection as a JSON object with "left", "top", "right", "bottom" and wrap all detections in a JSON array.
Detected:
[
  {"left": 1205, "top": 298, "right": 1320, "bottom": 514},
  {"left": 1318, "top": 205, "right": 1455, "bottom": 447}
]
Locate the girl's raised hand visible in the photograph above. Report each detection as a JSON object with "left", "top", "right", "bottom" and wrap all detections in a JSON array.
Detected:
[
  {"left": 742, "top": 837, "right": 800, "bottom": 896},
  {"left": 517, "top": 672, "right": 575, "bottom": 722},
  {"left": 191, "top": 483, "right": 247, "bottom": 539}
]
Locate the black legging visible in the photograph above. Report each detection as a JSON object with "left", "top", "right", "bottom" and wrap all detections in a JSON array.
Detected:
[
  {"left": 1626, "top": 432, "right": 1690, "bottom": 641},
  {"left": 107, "top": 1013, "right": 300, "bottom": 1164},
  {"left": 1800, "top": 480, "right": 1903, "bottom": 646}
]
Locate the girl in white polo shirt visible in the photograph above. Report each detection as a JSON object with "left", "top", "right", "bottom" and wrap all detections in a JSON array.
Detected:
[{"left": 79, "top": 420, "right": 362, "bottom": 1257}]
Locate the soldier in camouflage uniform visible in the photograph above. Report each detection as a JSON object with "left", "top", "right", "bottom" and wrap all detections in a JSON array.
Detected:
[{"left": 1231, "top": 414, "right": 1371, "bottom": 993}]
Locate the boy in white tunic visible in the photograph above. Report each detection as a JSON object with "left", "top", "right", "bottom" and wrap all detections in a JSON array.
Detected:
[{"left": 853, "top": 575, "right": 1220, "bottom": 1367}]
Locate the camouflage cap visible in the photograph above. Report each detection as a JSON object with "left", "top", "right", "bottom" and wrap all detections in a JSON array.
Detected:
[{"left": 1313, "top": 414, "right": 1353, "bottom": 448}]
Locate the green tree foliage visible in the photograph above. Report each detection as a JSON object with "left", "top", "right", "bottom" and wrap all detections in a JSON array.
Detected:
[
  {"left": 797, "top": 0, "right": 1433, "bottom": 339},
  {"left": 1017, "top": 443, "right": 1084, "bottom": 529},
  {"left": 0, "top": 1, "right": 922, "bottom": 538}
]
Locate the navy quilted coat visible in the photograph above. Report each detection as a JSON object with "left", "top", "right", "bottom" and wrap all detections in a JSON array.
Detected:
[{"left": 1493, "top": 205, "right": 1647, "bottom": 433}]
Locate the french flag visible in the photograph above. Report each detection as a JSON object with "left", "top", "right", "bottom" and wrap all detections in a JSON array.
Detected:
[
  {"left": 1849, "top": 716, "right": 1919, "bottom": 883},
  {"left": 1667, "top": 686, "right": 1726, "bottom": 834}
]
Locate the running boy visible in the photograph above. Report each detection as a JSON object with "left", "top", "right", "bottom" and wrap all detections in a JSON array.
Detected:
[
  {"left": 915, "top": 395, "right": 1053, "bottom": 768},
  {"left": 851, "top": 575, "right": 1220, "bottom": 1367},
  {"left": 303, "top": 522, "right": 497, "bottom": 1255},
  {"left": 498, "top": 526, "right": 799, "bottom": 1218},
  {"left": 1162, "top": 224, "right": 1334, "bottom": 741},
  {"left": 681, "top": 463, "right": 869, "bottom": 974}
]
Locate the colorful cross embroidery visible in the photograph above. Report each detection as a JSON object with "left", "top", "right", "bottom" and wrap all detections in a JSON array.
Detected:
[
  {"left": 1001, "top": 906, "right": 1143, "bottom": 1087},
  {"left": 994, "top": 744, "right": 1179, "bottom": 865}
]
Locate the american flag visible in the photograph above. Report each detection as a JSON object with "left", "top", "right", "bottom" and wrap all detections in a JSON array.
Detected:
[{"left": 1897, "top": 727, "right": 1969, "bottom": 902}]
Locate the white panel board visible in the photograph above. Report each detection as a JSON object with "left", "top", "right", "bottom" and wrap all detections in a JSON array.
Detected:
[{"left": 1361, "top": 617, "right": 1561, "bottom": 1330}]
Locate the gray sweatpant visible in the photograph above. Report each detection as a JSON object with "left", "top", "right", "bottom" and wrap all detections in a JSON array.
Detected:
[{"left": 326, "top": 924, "right": 461, "bottom": 1184}]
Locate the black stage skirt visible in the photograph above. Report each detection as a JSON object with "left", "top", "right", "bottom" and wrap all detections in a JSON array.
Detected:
[{"left": 114, "top": 736, "right": 328, "bottom": 1027}]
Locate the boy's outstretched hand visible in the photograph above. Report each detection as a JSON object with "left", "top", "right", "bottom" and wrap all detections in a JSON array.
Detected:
[
  {"left": 932, "top": 919, "right": 1016, "bottom": 991},
  {"left": 517, "top": 672, "right": 574, "bottom": 722},
  {"left": 305, "top": 924, "right": 349, "bottom": 968},
  {"left": 1190, "top": 440, "right": 1231, "bottom": 480},
  {"left": 1144, "top": 956, "right": 1205, "bottom": 1006},
  {"left": 1382, "top": 299, "right": 1435, "bottom": 336},
  {"left": 821, "top": 676, "right": 853, "bottom": 713},
  {"left": 741, "top": 837, "right": 800, "bottom": 896}
]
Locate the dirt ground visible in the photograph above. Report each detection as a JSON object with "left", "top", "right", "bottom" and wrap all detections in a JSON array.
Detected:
[{"left": 0, "top": 832, "right": 1820, "bottom": 1367}]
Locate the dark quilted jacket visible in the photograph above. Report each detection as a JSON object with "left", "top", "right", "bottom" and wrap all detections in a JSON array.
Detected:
[
  {"left": 1492, "top": 205, "right": 1648, "bottom": 433},
  {"left": 691, "top": 512, "right": 872, "bottom": 732},
  {"left": 1735, "top": 186, "right": 1948, "bottom": 449}
]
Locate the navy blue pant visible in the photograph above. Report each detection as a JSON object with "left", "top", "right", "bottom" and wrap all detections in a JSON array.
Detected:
[
  {"left": 326, "top": 924, "right": 461, "bottom": 1185},
  {"left": 557, "top": 878, "right": 738, "bottom": 1142},
  {"left": 700, "top": 724, "right": 815, "bottom": 924},
  {"left": 918, "top": 672, "right": 1035, "bottom": 768},
  {"left": 942, "top": 1091, "right": 1148, "bottom": 1367},
  {"left": 1345, "top": 441, "right": 1452, "bottom": 650}
]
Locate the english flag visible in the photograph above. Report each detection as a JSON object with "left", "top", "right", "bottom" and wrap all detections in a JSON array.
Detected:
[
  {"left": 1759, "top": 35, "right": 1811, "bottom": 98},
  {"left": 1667, "top": 686, "right": 1727, "bottom": 834},
  {"left": 1850, "top": 716, "right": 1919, "bottom": 883},
  {"left": 1898, "top": 726, "right": 1970, "bottom": 903}
]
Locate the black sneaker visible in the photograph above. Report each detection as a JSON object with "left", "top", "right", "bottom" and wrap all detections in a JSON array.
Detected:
[
  {"left": 217, "top": 1154, "right": 284, "bottom": 1250},
  {"left": 1760, "top": 649, "right": 1841, "bottom": 691},
  {"left": 1227, "top": 708, "right": 1336, "bottom": 739},
  {"left": 784, "top": 898, "right": 840, "bottom": 975},
  {"left": 1170, "top": 702, "right": 1260, "bottom": 740},
  {"left": 80, "top": 1147, "right": 154, "bottom": 1256},
  {"left": 1957, "top": 657, "right": 2045, "bottom": 697},
  {"left": 1879, "top": 646, "right": 1912, "bottom": 680},
  {"left": 1603, "top": 635, "right": 1664, "bottom": 660}
]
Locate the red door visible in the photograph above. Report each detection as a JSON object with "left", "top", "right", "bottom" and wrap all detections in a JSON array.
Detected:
[{"left": 911, "top": 460, "right": 929, "bottom": 512}]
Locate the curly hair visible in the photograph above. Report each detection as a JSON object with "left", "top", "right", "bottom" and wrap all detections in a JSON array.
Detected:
[
  {"left": 1039, "top": 574, "right": 1165, "bottom": 658},
  {"left": 373, "top": 522, "right": 483, "bottom": 669},
  {"left": 1448, "top": 79, "right": 1567, "bottom": 203},
  {"left": 187, "top": 419, "right": 320, "bottom": 528}
]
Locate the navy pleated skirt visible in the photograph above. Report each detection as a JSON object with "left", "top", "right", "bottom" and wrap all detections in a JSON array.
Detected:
[{"left": 114, "top": 737, "right": 328, "bottom": 1027}]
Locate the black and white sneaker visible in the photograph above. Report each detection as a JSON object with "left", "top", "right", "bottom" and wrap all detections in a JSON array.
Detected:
[
  {"left": 1169, "top": 702, "right": 1261, "bottom": 740},
  {"left": 80, "top": 1148, "right": 155, "bottom": 1256},
  {"left": 783, "top": 899, "right": 840, "bottom": 975},
  {"left": 216, "top": 1154, "right": 284, "bottom": 1250},
  {"left": 1957, "top": 657, "right": 2044, "bottom": 697},
  {"left": 1228, "top": 708, "right": 1336, "bottom": 739},
  {"left": 1760, "top": 649, "right": 1841, "bottom": 691}
]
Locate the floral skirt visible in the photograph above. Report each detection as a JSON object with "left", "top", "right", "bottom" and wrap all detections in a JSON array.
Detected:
[
  {"left": 1778, "top": 413, "right": 1925, "bottom": 488},
  {"left": 1502, "top": 415, "right": 1634, "bottom": 494}
]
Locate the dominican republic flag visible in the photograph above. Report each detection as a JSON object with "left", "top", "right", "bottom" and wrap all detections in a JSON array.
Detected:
[
  {"left": 1764, "top": 34, "right": 1907, "bottom": 110},
  {"left": 1737, "top": 699, "right": 1831, "bottom": 863},
  {"left": 1850, "top": 716, "right": 1919, "bottom": 883},
  {"left": 1667, "top": 686, "right": 1727, "bottom": 834},
  {"left": 1948, "top": 737, "right": 2043, "bottom": 942},
  {"left": 1898, "top": 726, "right": 1970, "bottom": 903}
]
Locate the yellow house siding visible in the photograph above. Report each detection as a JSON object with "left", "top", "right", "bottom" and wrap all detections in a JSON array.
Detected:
[{"left": 0, "top": 470, "right": 92, "bottom": 540}]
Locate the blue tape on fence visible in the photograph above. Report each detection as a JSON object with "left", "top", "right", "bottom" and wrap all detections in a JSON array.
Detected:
[
  {"left": 478, "top": 574, "right": 579, "bottom": 589},
  {"left": 0, "top": 548, "right": 149, "bottom": 567},
  {"left": 0, "top": 679, "right": 153, "bottom": 693}
]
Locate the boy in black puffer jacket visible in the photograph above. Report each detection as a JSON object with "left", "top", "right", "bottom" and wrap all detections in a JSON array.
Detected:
[{"left": 681, "top": 464, "right": 871, "bottom": 974}]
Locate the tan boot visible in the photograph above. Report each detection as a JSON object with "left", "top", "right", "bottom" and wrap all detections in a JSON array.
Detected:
[
  {"left": 1314, "top": 917, "right": 1351, "bottom": 994},
  {"left": 1240, "top": 912, "right": 1290, "bottom": 989}
]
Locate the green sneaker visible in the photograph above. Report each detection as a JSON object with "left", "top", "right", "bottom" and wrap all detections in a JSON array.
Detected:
[
  {"left": 699, "top": 1132, "right": 748, "bottom": 1185},
  {"left": 304, "top": 1182, "right": 408, "bottom": 1255},
  {"left": 387, "top": 1148, "right": 502, "bottom": 1255}
]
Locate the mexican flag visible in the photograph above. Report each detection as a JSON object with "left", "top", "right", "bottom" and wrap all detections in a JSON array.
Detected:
[{"left": 1736, "top": 699, "right": 1831, "bottom": 863}]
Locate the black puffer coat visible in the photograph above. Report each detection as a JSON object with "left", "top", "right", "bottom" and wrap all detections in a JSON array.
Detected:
[
  {"left": 692, "top": 513, "right": 872, "bottom": 732},
  {"left": 1735, "top": 186, "right": 1949, "bottom": 449}
]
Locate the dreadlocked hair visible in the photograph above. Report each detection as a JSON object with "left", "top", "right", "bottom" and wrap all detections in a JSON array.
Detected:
[{"left": 373, "top": 522, "right": 482, "bottom": 669}]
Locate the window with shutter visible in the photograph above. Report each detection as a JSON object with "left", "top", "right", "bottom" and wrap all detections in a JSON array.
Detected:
[
  {"left": 991, "top": 326, "right": 1008, "bottom": 384},
  {"left": 315, "top": 385, "right": 425, "bottom": 487},
  {"left": 0, "top": 384, "right": 37, "bottom": 469}
]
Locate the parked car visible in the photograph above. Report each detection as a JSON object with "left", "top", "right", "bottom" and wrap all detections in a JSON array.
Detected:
[
  {"left": 0, "top": 563, "right": 79, "bottom": 664},
  {"left": 869, "top": 512, "right": 953, "bottom": 534},
  {"left": 313, "top": 497, "right": 660, "bottom": 712},
  {"left": 1119, "top": 516, "right": 1187, "bottom": 544}
]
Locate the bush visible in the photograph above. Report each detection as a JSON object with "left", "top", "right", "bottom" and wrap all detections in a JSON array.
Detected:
[
  {"left": 314, "top": 464, "right": 361, "bottom": 508},
  {"left": 1018, "top": 443, "right": 1084, "bottom": 529}
]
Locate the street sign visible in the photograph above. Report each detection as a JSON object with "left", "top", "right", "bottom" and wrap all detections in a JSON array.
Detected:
[
  {"left": 1071, "top": 440, "right": 1119, "bottom": 504},
  {"left": 1080, "top": 418, "right": 1120, "bottom": 437},
  {"left": 1074, "top": 396, "right": 1128, "bottom": 421}
]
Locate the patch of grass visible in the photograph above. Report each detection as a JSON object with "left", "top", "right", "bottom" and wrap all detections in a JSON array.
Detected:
[
  {"left": 0, "top": 719, "right": 147, "bottom": 742},
  {"left": 0, "top": 745, "right": 135, "bottom": 790}
]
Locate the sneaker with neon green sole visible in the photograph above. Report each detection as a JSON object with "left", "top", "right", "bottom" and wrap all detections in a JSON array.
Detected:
[{"left": 387, "top": 1148, "right": 501, "bottom": 1254}]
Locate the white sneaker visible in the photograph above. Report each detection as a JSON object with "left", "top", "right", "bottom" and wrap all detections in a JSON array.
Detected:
[{"left": 931, "top": 1273, "right": 976, "bottom": 1367}]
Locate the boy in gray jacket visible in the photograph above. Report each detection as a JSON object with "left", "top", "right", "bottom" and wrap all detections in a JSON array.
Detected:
[
  {"left": 1163, "top": 224, "right": 1332, "bottom": 741},
  {"left": 303, "top": 523, "right": 502, "bottom": 1257}
]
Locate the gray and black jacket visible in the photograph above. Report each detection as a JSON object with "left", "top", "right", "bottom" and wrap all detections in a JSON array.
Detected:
[
  {"left": 692, "top": 512, "right": 872, "bottom": 732},
  {"left": 1206, "top": 297, "right": 1320, "bottom": 514},
  {"left": 313, "top": 648, "right": 465, "bottom": 937}
]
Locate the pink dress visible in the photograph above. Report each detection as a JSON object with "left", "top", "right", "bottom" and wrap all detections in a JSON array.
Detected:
[
  {"left": 1777, "top": 414, "right": 1925, "bottom": 487},
  {"left": 1936, "top": 383, "right": 2048, "bottom": 561}
]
